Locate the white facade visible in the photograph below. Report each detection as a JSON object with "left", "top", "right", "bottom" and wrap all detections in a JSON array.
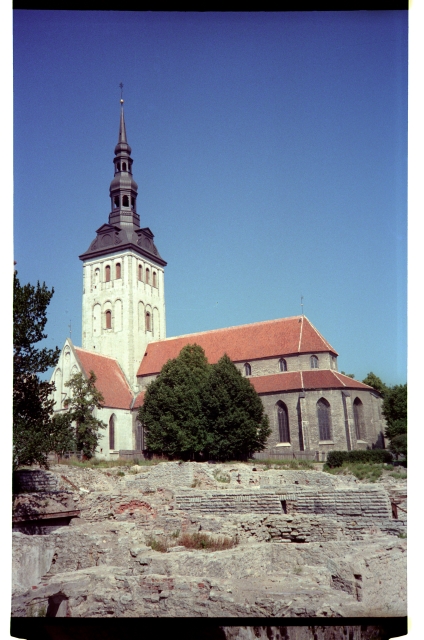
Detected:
[{"left": 81, "top": 249, "right": 166, "bottom": 390}]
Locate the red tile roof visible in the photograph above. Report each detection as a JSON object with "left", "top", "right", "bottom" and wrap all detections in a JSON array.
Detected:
[
  {"left": 74, "top": 348, "right": 134, "bottom": 409},
  {"left": 249, "top": 370, "right": 375, "bottom": 395},
  {"left": 137, "top": 316, "right": 337, "bottom": 377},
  {"left": 132, "top": 390, "right": 145, "bottom": 409}
]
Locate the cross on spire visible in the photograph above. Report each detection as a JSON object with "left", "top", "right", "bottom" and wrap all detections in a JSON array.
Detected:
[{"left": 119, "top": 82, "right": 124, "bottom": 103}]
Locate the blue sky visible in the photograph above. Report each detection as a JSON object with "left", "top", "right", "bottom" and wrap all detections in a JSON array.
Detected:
[{"left": 13, "top": 10, "right": 408, "bottom": 386}]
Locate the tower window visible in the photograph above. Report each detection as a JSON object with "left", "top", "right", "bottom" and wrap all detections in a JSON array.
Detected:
[
  {"left": 116, "top": 263, "right": 121, "bottom": 279},
  {"left": 317, "top": 398, "right": 332, "bottom": 440},
  {"left": 122, "top": 162, "right": 127, "bottom": 171},
  {"left": 146, "top": 311, "right": 151, "bottom": 331},
  {"left": 105, "top": 310, "right": 112, "bottom": 329},
  {"left": 279, "top": 358, "right": 287, "bottom": 372},
  {"left": 153, "top": 272, "right": 157, "bottom": 287},
  {"left": 146, "top": 268, "right": 150, "bottom": 284},
  {"left": 310, "top": 355, "right": 319, "bottom": 369},
  {"left": 109, "top": 415, "right": 115, "bottom": 450},
  {"left": 105, "top": 265, "right": 111, "bottom": 282},
  {"left": 114, "top": 196, "right": 119, "bottom": 208},
  {"left": 117, "top": 163, "right": 120, "bottom": 172},
  {"left": 244, "top": 363, "right": 251, "bottom": 376},
  {"left": 138, "top": 264, "right": 143, "bottom": 281},
  {"left": 131, "top": 197, "right": 135, "bottom": 209},
  {"left": 276, "top": 401, "right": 290, "bottom": 443},
  {"left": 123, "top": 195, "right": 129, "bottom": 207}
]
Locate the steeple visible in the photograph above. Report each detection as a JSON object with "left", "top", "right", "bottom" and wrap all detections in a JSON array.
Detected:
[{"left": 108, "top": 98, "right": 140, "bottom": 229}]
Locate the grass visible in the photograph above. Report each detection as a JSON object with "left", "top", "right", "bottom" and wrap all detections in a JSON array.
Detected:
[
  {"left": 259, "top": 459, "right": 315, "bottom": 471},
  {"left": 213, "top": 470, "right": 231, "bottom": 483},
  {"left": 389, "top": 471, "right": 407, "bottom": 480},
  {"left": 398, "top": 532, "right": 407, "bottom": 539},
  {"left": 145, "top": 532, "right": 236, "bottom": 553},
  {"left": 56, "top": 456, "right": 167, "bottom": 469},
  {"left": 323, "top": 462, "right": 386, "bottom": 482}
]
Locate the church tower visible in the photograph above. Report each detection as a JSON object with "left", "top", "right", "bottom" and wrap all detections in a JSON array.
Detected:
[{"left": 79, "top": 98, "right": 167, "bottom": 390}]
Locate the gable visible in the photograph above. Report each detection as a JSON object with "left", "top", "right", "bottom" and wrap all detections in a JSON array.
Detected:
[{"left": 74, "top": 348, "right": 134, "bottom": 409}]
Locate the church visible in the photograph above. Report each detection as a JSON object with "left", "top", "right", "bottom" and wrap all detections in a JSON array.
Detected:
[{"left": 51, "top": 101, "right": 386, "bottom": 461}]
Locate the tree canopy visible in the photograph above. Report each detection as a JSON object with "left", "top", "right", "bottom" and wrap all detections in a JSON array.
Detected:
[
  {"left": 362, "top": 372, "right": 389, "bottom": 397},
  {"left": 138, "top": 344, "right": 271, "bottom": 461},
  {"left": 13, "top": 273, "right": 60, "bottom": 470},
  {"left": 59, "top": 371, "right": 107, "bottom": 459}
]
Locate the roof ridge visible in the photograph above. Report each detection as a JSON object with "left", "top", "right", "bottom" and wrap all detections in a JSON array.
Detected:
[
  {"left": 75, "top": 346, "right": 121, "bottom": 363},
  {"left": 155, "top": 315, "right": 304, "bottom": 344},
  {"left": 303, "top": 317, "right": 336, "bottom": 353}
]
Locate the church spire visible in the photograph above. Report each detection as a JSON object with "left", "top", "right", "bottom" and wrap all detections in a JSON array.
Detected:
[{"left": 108, "top": 92, "right": 140, "bottom": 229}]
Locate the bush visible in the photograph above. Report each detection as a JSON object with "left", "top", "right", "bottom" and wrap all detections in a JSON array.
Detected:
[
  {"left": 324, "top": 462, "right": 385, "bottom": 482},
  {"left": 326, "top": 449, "right": 393, "bottom": 468},
  {"left": 177, "top": 532, "right": 235, "bottom": 551}
]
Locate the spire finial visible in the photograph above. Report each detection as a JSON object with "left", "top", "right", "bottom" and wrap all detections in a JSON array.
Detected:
[{"left": 119, "top": 82, "right": 124, "bottom": 104}]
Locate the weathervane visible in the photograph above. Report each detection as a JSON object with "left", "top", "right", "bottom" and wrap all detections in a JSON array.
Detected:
[{"left": 119, "top": 82, "right": 124, "bottom": 104}]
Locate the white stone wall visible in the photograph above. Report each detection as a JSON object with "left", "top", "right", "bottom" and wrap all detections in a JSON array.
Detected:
[{"left": 81, "top": 249, "right": 166, "bottom": 389}]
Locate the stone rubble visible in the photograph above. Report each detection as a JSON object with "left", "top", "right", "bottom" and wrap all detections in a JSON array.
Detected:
[{"left": 12, "top": 462, "right": 406, "bottom": 618}]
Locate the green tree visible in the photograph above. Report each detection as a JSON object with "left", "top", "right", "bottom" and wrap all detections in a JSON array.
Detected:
[
  {"left": 202, "top": 354, "right": 271, "bottom": 461},
  {"left": 60, "top": 371, "right": 107, "bottom": 458},
  {"left": 13, "top": 273, "right": 60, "bottom": 470},
  {"left": 139, "top": 344, "right": 271, "bottom": 461},
  {"left": 139, "top": 344, "right": 210, "bottom": 460},
  {"left": 382, "top": 384, "right": 407, "bottom": 458},
  {"left": 362, "top": 372, "right": 389, "bottom": 397}
]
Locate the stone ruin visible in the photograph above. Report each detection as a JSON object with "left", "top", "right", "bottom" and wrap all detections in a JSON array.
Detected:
[{"left": 11, "top": 461, "right": 407, "bottom": 620}]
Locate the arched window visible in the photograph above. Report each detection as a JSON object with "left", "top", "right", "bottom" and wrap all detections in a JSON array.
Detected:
[
  {"left": 310, "top": 355, "right": 319, "bottom": 369},
  {"left": 317, "top": 398, "right": 332, "bottom": 440},
  {"left": 244, "top": 363, "right": 251, "bottom": 376},
  {"left": 109, "top": 415, "right": 115, "bottom": 450},
  {"left": 276, "top": 401, "right": 290, "bottom": 443},
  {"left": 122, "top": 162, "right": 127, "bottom": 171},
  {"left": 279, "top": 358, "right": 287, "bottom": 372},
  {"left": 117, "top": 163, "right": 120, "bottom": 172},
  {"left": 138, "top": 264, "right": 143, "bottom": 281},
  {"left": 114, "top": 196, "right": 119, "bottom": 208},
  {"left": 105, "top": 310, "right": 112, "bottom": 329},
  {"left": 153, "top": 271, "right": 157, "bottom": 287},
  {"left": 115, "top": 263, "right": 121, "bottom": 279},
  {"left": 136, "top": 421, "right": 144, "bottom": 450},
  {"left": 353, "top": 397, "right": 365, "bottom": 440},
  {"left": 123, "top": 195, "right": 129, "bottom": 207},
  {"left": 105, "top": 265, "right": 111, "bottom": 282},
  {"left": 146, "top": 268, "right": 150, "bottom": 284},
  {"left": 146, "top": 311, "right": 151, "bottom": 331}
]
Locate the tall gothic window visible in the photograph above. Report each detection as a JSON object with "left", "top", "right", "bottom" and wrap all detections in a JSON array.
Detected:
[
  {"left": 153, "top": 271, "right": 157, "bottom": 287},
  {"left": 310, "top": 355, "right": 319, "bottom": 369},
  {"left": 317, "top": 398, "right": 332, "bottom": 440},
  {"left": 138, "top": 264, "right": 143, "bottom": 281},
  {"left": 146, "top": 311, "right": 151, "bottom": 331},
  {"left": 244, "top": 363, "right": 251, "bottom": 376},
  {"left": 146, "top": 268, "right": 150, "bottom": 284},
  {"left": 105, "top": 310, "right": 112, "bottom": 330},
  {"left": 105, "top": 265, "right": 111, "bottom": 282},
  {"left": 353, "top": 397, "right": 365, "bottom": 440},
  {"left": 136, "top": 422, "right": 144, "bottom": 451},
  {"left": 109, "top": 415, "right": 115, "bottom": 450},
  {"left": 276, "top": 401, "right": 290, "bottom": 443},
  {"left": 279, "top": 358, "right": 287, "bottom": 372},
  {"left": 115, "top": 263, "right": 121, "bottom": 279}
]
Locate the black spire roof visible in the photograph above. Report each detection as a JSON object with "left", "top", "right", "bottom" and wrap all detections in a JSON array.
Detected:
[{"left": 79, "top": 101, "right": 166, "bottom": 266}]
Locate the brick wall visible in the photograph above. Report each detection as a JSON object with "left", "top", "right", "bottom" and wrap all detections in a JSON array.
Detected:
[{"left": 13, "top": 471, "right": 59, "bottom": 493}]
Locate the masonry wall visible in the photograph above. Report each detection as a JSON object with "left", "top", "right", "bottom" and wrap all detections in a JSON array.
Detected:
[{"left": 233, "top": 352, "right": 337, "bottom": 378}]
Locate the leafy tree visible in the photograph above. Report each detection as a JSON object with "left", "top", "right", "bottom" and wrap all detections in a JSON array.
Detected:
[
  {"left": 13, "top": 273, "right": 60, "bottom": 470},
  {"left": 139, "top": 344, "right": 210, "bottom": 460},
  {"left": 60, "top": 371, "right": 107, "bottom": 459},
  {"left": 362, "top": 372, "right": 389, "bottom": 397},
  {"left": 139, "top": 344, "right": 271, "bottom": 461},
  {"left": 202, "top": 354, "right": 271, "bottom": 461},
  {"left": 382, "top": 384, "right": 407, "bottom": 458}
]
